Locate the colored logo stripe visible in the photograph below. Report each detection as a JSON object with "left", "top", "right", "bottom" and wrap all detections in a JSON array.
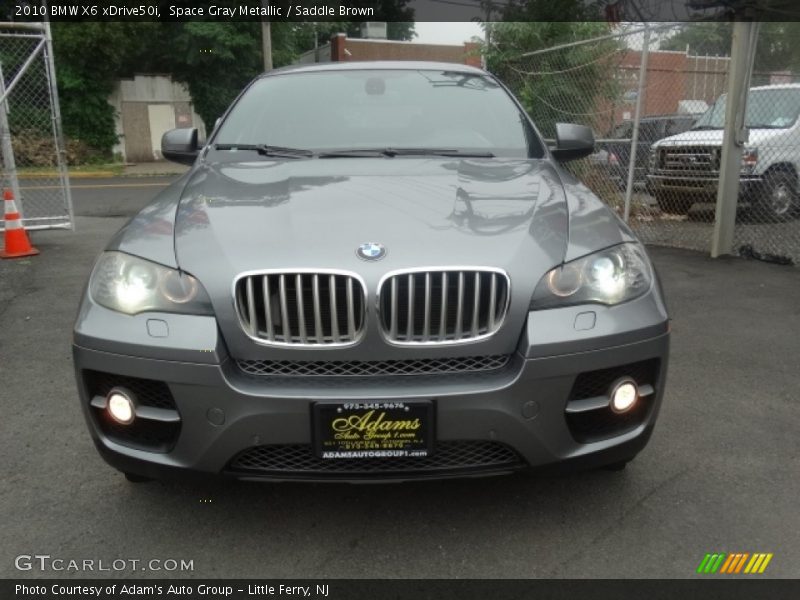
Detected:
[
  {"left": 697, "top": 553, "right": 726, "bottom": 573},
  {"left": 697, "top": 552, "right": 773, "bottom": 574},
  {"left": 721, "top": 553, "right": 748, "bottom": 574},
  {"left": 745, "top": 553, "right": 773, "bottom": 574},
  {"left": 719, "top": 554, "right": 736, "bottom": 573}
]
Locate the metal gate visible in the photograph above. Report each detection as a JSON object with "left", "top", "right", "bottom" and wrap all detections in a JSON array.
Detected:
[{"left": 0, "top": 20, "right": 72, "bottom": 231}]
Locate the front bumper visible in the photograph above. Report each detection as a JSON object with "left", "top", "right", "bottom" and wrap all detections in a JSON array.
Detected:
[
  {"left": 73, "top": 328, "right": 669, "bottom": 483},
  {"left": 647, "top": 172, "right": 764, "bottom": 196}
]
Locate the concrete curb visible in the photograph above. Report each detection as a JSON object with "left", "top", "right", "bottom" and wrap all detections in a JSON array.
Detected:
[
  {"left": 18, "top": 169, "right": 188, "bottom": 180},
  {"left": 18, "top": 171, "right": 118, "bottom": 179}
]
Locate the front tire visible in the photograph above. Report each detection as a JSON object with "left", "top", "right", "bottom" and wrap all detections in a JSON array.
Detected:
[
  {"left": 757, "top": 171, "right": 797, "bottom": 221},
  {"left": 124, "top": 472, "right": 153, "bottom": 483}
]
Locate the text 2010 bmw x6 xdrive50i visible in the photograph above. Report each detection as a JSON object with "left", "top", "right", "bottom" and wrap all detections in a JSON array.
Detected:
[{"left": 73, "top": 62, "right": 669, "bottom": 482}]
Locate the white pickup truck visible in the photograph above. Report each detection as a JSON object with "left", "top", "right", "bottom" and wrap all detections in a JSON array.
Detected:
[{"left": 647, "top": 84, "right": 800, "bottom": 220}]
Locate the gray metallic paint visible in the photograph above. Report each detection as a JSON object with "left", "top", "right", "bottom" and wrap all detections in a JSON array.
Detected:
[
  {"left": 106, "top": 171, "right": 191, "bottom": 269},
  {"left": 97, "top": 156, "right": 663, "bottom": 362},
  {"left": 74, "top": 332, "right": 668, "bottom": 481},
  {"left": 165, "top": 157, "right": 571, "bottom": 361},
  {"left": 73, "top": 61, "right": 670, "bottom": 480}
]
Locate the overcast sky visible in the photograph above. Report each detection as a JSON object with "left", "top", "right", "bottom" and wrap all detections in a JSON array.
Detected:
[{"left": 412, "top": 22, "right": 485, "bottom": 45}]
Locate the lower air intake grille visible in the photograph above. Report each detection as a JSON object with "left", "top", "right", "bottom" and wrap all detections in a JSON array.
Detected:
[
  {"left": 569, "top": 359, "right": 660, "bottom": 401},
  {"left": 84, "top": 370, "right": 176, "bottom": 410},
  {"left": 566, "top": 359, "right": 660, "bottom": 443},
  {"left": 229, "top": 441, "right": 524, "bottom": 476},
  {"left": 83, "top": 370, "right": 180, "bottom": 452},
  {"left": 101, "top": 419, "right": 181, "bottom": 451},
  {"left": 236, "top": 354, "right": 511, "bottom": 377}
]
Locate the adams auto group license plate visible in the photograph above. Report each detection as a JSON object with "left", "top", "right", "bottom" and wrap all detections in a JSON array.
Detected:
[{"left": 313, "top": 401, "right": 434, "bottom": 459}]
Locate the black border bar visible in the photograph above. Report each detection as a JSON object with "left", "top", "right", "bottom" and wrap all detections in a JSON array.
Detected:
[
  {"left": 5, "top": 579, "right": 800, "bottom": 599},
  {"left": 4, "top": 0, "right": 800, "bottom": 23}
]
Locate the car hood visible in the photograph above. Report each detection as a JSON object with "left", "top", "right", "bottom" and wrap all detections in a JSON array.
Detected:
[
  {"left": 653, "top": 127, "right": 787, "bottom": 148},
  {"left": 175, "top": 158, "right": 568, "bottom": 270},
  {"left": 172, "top": 157, "right": 570, "bottom": 360}
]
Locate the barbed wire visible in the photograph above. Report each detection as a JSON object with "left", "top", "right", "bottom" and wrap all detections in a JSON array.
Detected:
[
  {"left": 522, "top": 89, "right": 620, "bottom": 118},
  {"left": 505, "top": 46, "right": 628, "bottom": 77}
]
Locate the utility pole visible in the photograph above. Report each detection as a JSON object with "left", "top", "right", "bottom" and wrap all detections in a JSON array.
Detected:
[
  {"left": 484, "top": 1, "right": 493, "bottom": 62},
  {"left": 711, "top": 20, "right": 759, "bottom": 257},
  {"left": 261, "top": 0, "right": 273, "bottom": 71},
  {"left": 623, "top": 24, "right": 650, "bottom": 223}
]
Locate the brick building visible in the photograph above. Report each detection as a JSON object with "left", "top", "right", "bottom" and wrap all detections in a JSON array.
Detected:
[
  {"left": 606, "top": 50, "right": 725, "bottom": 129},
  {"left": 608, "top": 48, "right": 792, "bottom": 129},
  {"left": 293, "top": 29, "right": 481, "bottom": 69}
]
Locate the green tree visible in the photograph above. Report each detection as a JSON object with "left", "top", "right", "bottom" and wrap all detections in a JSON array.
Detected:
[
  {"left": 159, "top": 17, "right": 415, "bottom": 131},
  {"left": 483, "top": 20, "right": 621, "bottom": 138},
  {"left": 51, "top": 22, "right": 148, "bottom": 154},
  {"left": 158, "top": 22, "right": 264, "bottom": 130},
  {"left": 48, "top": 21, "right": 265, "bottom": 157},
  {"left": 44, "top": 2, "right": 416, "bottom": 157}
]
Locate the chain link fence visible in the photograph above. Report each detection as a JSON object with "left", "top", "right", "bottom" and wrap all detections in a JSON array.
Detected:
[
  {"left": 731, "top": 70, "right": 800, "bottom": 264},
  {"left": 489, "top": 22, "right": 800, "bottom": 266},
  {"left": 0, "top": 21, "right": 72, "bottom": 231}
]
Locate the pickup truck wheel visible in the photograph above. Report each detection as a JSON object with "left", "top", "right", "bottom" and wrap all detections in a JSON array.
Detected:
[
  {"left": 654, "top": 193, "right": 693, "bottom": 215},
  {"left": 758, "top": 172, "right": 797, "bottom": 221}
]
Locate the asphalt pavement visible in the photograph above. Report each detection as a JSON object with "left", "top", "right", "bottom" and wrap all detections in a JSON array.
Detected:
[{"left": 1, "top": 176, "right": 798, "bottom": 579}]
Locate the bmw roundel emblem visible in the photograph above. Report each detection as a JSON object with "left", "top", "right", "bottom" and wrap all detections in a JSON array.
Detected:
[{"left": 356, "top": 242, "right": 387, "bottom": 261}]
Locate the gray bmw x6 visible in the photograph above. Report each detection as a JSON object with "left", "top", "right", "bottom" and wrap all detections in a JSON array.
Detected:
[{"left": 73, "top": 61, "right": 669, "bottom": 483}]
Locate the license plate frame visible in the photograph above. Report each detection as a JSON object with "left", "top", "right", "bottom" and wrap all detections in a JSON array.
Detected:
[{"left": 312, "top": 401, "right": 434, "bottom": 459}]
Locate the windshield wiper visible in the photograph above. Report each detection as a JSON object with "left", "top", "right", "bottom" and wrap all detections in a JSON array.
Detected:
[
  {"left": 214, "top": 143, "right": 314, "bottom": 159},
  {"left": 319, "top": 148, "right": 495, "bottom": 158},
  {"left": 690, "top": 125, "right": 722, "bottom": 131},
  {"left": 746, "top": 124, "right": 782, "bottom": 129}
]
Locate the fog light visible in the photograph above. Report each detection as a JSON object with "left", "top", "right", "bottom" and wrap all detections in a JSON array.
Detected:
[
  {"left": 107, "top": 389, "right": 135, "bottom": 425},
  {"left": 610, "top": 378, "right": 638, "bottom": 414}
]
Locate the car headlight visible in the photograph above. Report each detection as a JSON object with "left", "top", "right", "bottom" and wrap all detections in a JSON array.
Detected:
[
  {"left": 741, "top": 147, "right": 758, "bottom": 174},
  {"left": 648, "top": 147, "right": 657, "bottom": 170},
  {"left": 530, "top": 243, "right": 652, "bottom": 310},
  {"left": 89, "top": 251, "right": 213, "bottom": 315}
]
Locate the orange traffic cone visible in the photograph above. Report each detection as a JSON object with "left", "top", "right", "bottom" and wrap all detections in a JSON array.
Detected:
[{"left": 1, "top": 188, "right": 39, "bottom": 259}]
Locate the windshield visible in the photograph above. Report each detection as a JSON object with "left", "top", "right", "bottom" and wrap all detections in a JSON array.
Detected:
[
  {"left": 214, "top": 69, "right": 540, "bottom": 158},
  {"left": 693, "top": 88, "right": 800, "bottom": 130}
]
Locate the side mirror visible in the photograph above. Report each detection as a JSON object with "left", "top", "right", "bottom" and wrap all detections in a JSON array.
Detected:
[
  {"left": 161, "top": 128, "right": 200, "bottom": 166},
  {"left": 551, "top": 123, "right": 595, "bottom": 162}
]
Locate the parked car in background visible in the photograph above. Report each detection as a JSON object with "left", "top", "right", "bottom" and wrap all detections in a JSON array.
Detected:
[
  {"left": 647, "top": 84, "right": 800, "bottom": 219},
  {"left": 595, "top": 114, "right": 698, "bottom": 189}
]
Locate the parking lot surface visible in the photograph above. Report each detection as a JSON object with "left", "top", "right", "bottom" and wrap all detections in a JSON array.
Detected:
[{"left": 1, "top": 177, "right": 798, "bottom": 578}]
